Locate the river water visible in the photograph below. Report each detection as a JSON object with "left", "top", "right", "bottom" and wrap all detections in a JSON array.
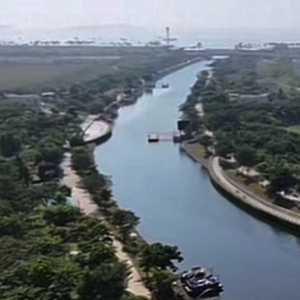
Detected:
[{"left": 95, "top": 61, "right": 300, "bottom": 300}]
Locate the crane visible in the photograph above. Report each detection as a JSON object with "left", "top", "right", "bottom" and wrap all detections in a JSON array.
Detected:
[{"left": 163, "top": 27, "right": 177, "bottom": 47}]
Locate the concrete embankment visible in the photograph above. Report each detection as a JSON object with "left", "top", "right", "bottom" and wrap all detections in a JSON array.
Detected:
[
  {"left": 180, "top": 142, "right": 209, "bottom": 169},
  {"left": 181, "top": 143, "right": 300, "bottom": 230},
  {"left": 208, "top": 157, "right": 300, "bottom": 230},
  {"left": 157, "top": 56, "right": 206, "bottom": 79},
  {"left": 81, "top": 115, "right": 112, "bottom": 144}
]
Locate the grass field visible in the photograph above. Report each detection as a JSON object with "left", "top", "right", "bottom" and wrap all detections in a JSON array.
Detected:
[
  {"left": 0, "top": 46, "right": 186, "bottom": 91},
  {"left": 184, "top": 143, "right": 207, "bottom": 160},
  {"left": 0, "top": 61, "right": 117, "bottom": 90},
  {"left": 257, "top": 58, "right": 300, "bottom": 92}
]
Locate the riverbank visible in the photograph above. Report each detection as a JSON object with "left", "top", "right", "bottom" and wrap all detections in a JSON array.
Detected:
[
  {"left": 156, "top": 56, "right": 207, "bottom": 79},
  {"left": 61, "top": 152, "right": 152, "bottom": 299},
  {"left": 181, "top": 142, "right": 300, "bottom": 230},
  {"left": 61, "top": 113, "right": 152, "bottom": 298},
  {"left": 81, "top": 115, "right": 112, "bottom": 144},
  {"left": 209, "top": 157, "right": 300, "bottom": 229},
  {"left": 59, "top": 58, "right": 208, "bottom": 299},
  {"left": 92, "top": 58, "right": 300, "bottom": 300},
  {"left": 180, "top": 142, "right": 209, "bottom": 169}
]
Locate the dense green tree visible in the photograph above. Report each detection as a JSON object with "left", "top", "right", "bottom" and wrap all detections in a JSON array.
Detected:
[
  {"left": 0, "top": 133, "right": 21, "bottom": 157},
  {"left": 269, "top": 165, "right": 297, "bottom": 193},
  {"left": 0, "top": 216, "right": 23, "bottom": 237},
  {"left": 140, "top": 243, "right": 183, "bottom": 272},
  {"left": 40, "top": 144, "right": 63, "bottom": 164},
  {"left": 236, "top": 145, "right": 257, "bottom": 167},
  {"left": 72, "top": 147, "right": 94, "bottom": 171},
  {"left": 84, "top": 244, "right": 115, "bottom": 267},
  {"left": 147, "top": 270, "right": 176, "bottom": 300},
  {"left": 77, "top": 263, "right": 128, "bottom": 300},
  {"left": 43, "top": 205, "right": 81, "bottom": 226},
  {"left": 112, "top": 209, "right": 139, "bottom": 238}
]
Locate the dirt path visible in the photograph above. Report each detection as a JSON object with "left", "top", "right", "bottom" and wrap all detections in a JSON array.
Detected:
[{"left": 61, "top": 152, "right": 151, "bottom": 299}]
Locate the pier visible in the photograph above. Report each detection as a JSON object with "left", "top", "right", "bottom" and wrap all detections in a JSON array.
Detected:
[{"left": 147, "top": 131, "right": 182, "bottom": 143}]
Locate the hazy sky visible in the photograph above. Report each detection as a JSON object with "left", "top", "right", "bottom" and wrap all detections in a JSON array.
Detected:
[{"left": 1, "top": 0, "right": 300, "bottom": 30}]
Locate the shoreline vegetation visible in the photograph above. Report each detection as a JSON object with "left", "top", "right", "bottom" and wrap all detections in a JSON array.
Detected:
[
  {"left": 0, "top": 46, "right": 200, "bottom": 300},
  {"left": 62, "top": 55, "right": 207, "bottom": 299},
  {"left": 180, "top": 50, "right": 300, "bottom": 232},
  {"left": 61, "top": 150, "right": 152, "bottom": 299}
]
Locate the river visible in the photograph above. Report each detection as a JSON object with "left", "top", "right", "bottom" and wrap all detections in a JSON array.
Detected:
[{"left": 94, "top": 60, "right": 300, "bottom": 300}]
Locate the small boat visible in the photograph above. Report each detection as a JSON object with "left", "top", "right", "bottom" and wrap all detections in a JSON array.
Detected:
[
  {"left": 161, "top": 83, "right": 170, "bottom": 89},
  {"left": 180, "top": 267, "right": 223, "bottom": 298},
  {"left": 148, "top": 133, "right": 159, "bottom": 143}
]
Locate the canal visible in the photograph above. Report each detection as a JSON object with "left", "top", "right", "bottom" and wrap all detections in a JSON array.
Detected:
[{"left": 94, "top": 61, "right": 300, "bottom": 300}]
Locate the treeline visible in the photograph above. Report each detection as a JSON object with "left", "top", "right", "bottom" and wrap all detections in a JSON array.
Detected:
[
  {"left": 0, "top": 48, "right": 194, "bottom": 299},
  {"left": 0, "top": 101, "right": 147, "bottom": 299},
  {"left": 182, "top": 53, "right": 300, "bottom": 195},
  {"left": 71, "top": 145, "right": 183, "bottom": 300}
]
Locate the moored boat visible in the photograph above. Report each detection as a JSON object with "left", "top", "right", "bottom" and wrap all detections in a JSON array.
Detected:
[{"left": 180, "top": 267, "right": 223, "bottom": 299}]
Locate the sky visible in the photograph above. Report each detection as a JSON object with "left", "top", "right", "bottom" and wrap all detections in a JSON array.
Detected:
[{"left": 1, "top": 0, "right": 300, "bottom": 31}]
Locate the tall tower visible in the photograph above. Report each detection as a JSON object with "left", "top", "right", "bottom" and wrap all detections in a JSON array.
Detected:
[
  {"left": 164, "top": 26, "right": 177, "bottom": 47},
  {"left": 166, "top": 27, "right": 171, "bottom": 47}
]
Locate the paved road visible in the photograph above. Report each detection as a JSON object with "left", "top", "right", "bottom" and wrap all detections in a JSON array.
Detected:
[{"left": 210, "top": 156, "right": 300, "bottom": 228}]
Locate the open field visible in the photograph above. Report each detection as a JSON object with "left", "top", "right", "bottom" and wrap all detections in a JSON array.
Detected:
[
  {"left": 257, "top": 58, "right": 300, "bottom": 92},
  {"left": 0, "top": 61, "right": 116, "bottom": 90},
  {"left": 0, "top": 46, "right": 193, "bottom": 91}
]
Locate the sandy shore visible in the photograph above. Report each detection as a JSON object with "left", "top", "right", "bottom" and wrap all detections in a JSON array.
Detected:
[{"left": 61, "top": 152, "right": 151, "bottom": 299}]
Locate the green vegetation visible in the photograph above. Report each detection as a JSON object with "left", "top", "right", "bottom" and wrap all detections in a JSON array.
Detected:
[
  {"left": 0, "top": 101, "right": 137, "bottom": 299},
  {"left": 0, "top": 46, "right": 195, "bottom": 299},
  {"left": 182, "top": 51, "right": 300, "bottom": 208},
  {"left": 71, "top": 143, "right": 184, "bottom": 300}
]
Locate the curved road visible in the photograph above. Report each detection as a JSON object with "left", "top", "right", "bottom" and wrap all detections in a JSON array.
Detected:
[{"left": 210, "top": 157, "right": 300, "bottom": 228}]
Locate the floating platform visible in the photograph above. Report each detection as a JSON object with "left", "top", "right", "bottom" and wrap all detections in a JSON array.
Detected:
[
  {"left": 148, "top": 133, "right": 159, "bottom": 143},
  {"left": 147, "top": 132, "right": 182, "bottom": 143}
]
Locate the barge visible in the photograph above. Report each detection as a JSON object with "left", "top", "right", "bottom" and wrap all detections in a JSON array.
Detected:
[{"left": 178, "top": 267, "right": 223, "bottom": 299}]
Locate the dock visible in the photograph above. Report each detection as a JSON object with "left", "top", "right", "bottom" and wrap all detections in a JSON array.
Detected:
[{"left": 147, "top": 131, "right": 182, "bottom": 143}]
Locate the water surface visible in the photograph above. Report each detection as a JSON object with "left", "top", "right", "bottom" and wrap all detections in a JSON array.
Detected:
[{"left": 95, "top": 61, "right": 300, "bottom": 300}]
